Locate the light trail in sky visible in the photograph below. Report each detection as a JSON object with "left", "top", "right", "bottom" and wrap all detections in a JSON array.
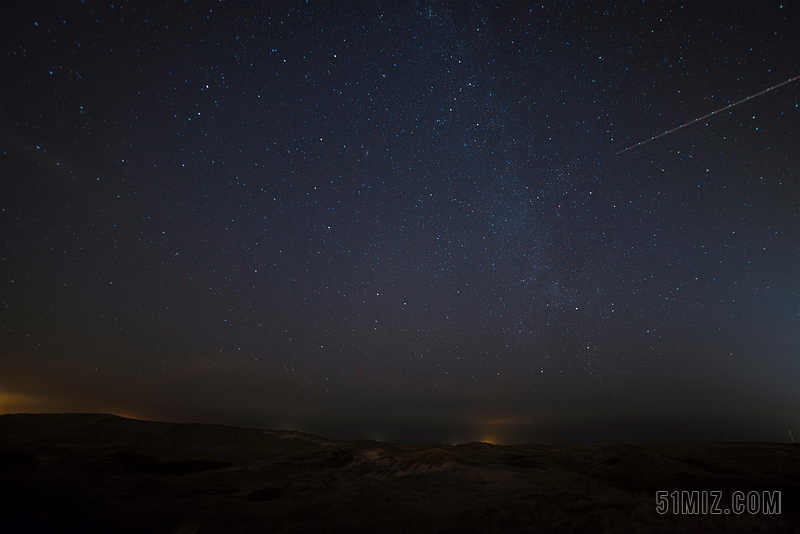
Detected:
[{"left": 617, "top": 75, "right": 800, "bottom": 155}]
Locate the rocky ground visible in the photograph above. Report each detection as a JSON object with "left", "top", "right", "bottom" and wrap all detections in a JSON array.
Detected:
[{"left": 1, "top": 413, "right": 797, "bottom": 533}]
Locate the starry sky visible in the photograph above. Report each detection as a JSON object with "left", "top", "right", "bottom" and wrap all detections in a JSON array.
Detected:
[{"left": 1, "top": 1, "right": 798, "bottom": 445}]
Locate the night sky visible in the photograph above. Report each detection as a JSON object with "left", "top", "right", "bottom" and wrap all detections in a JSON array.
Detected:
[{"left": 2, "top": 1, "right": 798, "bottom": 445}]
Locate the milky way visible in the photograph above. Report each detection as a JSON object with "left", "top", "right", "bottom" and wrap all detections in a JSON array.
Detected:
[{"left": 1, "top": 1, "right": 798, "bottom": 444}]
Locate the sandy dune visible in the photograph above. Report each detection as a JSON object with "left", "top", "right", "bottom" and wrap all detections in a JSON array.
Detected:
[{"left": 1, "top": 413, "right": 797, "bottom": 533}]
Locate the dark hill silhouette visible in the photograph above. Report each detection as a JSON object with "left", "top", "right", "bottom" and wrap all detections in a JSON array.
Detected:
[{"left": 1, "top": 413, "right": 797, "bottom": 533}]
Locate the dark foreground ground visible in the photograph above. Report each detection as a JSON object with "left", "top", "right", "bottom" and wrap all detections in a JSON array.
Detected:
[{"left": 1, "top": 413, "right": 797, "bottom": 533}]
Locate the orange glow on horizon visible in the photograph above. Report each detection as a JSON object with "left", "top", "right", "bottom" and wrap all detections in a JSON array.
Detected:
[
  {"left": 0, "top": 390, "right": 152, "bottom": 422},
  {"left": 0, "top": 391, "right": 54, "bottom": 413}
]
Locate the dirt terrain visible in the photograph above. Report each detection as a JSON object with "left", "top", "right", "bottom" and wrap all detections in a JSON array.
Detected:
[{"left": 1, "top": 413, "right": 797, "bottom": 533}]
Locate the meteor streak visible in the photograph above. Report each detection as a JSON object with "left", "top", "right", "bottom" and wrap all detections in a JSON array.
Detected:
[{"left": 617, "top": 75, "right": 800, "bottom": 154}]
